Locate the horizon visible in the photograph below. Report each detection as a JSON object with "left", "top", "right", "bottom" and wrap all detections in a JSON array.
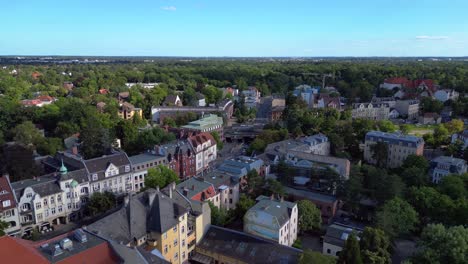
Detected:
[{"left": 2, "top": 0, "right": 468, "bottom": 57}]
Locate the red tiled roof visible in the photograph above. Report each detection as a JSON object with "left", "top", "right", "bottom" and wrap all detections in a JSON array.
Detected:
[
  {"left": 384, "top": 77, "right": 409, "bottom": 85},
  {"left": 21, "top": 99, "right": 42, "bottom": 106},
  {"left": 36, "top": 95, "right": 55, "bottom": 102},
  {"left": 0, "top": 236, "right": 49, "bottom": 264},
  {"left": 99, "top": 89, "right": 109, "bottom": 95},
  {"left": 0, "top": 175, "right": 16, "bottom": 211},
  {"left": 191, "top": 185, "right": 217, "bottom": 201},
  {"left": 189, "top": 132, "right": 215, "bottom": 148}
]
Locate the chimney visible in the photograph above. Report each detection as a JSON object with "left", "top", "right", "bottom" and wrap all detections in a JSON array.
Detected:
[
  {"left": 149, "top": 191, "right": 156, "bottom": 206},
  {"left": 169, "top": 187, "right": 172, "bottom": 199},
  {"left": 124, "top": 195, "right": 130, "bottom": 206},
  {"left": 72, "top": 146, "right": 79, "bottom": 155},
  {"left": 280, "top": 196, "right": 284, "bottom": 203}
]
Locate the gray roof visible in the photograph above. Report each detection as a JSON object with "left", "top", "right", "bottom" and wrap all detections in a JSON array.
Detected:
[
  {"left": 129, "top": 153, "right": 166, "bottom": 166},
  {"left": 202, "top": 170, "right": 239, "bottom": 188},
  {"left": 431, "top": 156, "right": 466, "bottom": 166},
  {"left": 247, "top": 196, "right": 296, "bottom": 227},
  {"left": 60, "top": 169, "right": 89, "bottom": 183},
  {"left": 12, "top": 175, "right": 62, "bottom": 198},
  {"left": 365, "top": 131, "right": 424, "bottom": 148},
  {"left": 323, "top": 223, "right": 363, "bottom": 248},
  {"left": 284, "top": 187, "right": 337, "bottom": 204},
  {"left": 198, "top": 226, "right": 302, "bottom": 264},
  {"left": 175, "top": 177, "right": 213, "bottom": 200},
  {"left": 84, "top": 152, "right": 131, "bottom": 174},
  {"left": 148, "top": 190, "right": 188, "bottom": 233}
]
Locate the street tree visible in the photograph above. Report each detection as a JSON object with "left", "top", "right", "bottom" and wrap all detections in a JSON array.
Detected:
[
  {"left": 297, "top": 200, "right": 322, "bottom": 233},
  {"left": 145, "top": 165, "right": 179, "bottom": 189},
  {"left": 360, "top": 227, "right": 391, "bottom": 264},
  {"left": 376, "top": 197, "right": 419, "bottom": 238},
  {"left": 338, "top": 232, "right": 363, "bottom": 264}
]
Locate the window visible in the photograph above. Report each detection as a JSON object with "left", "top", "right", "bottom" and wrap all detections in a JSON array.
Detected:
[
  {"left": 92, "top": 174, "right": 98, "bottom": 181},
  {"left": 135, "top": 176, "right": 138, "bottom": 180},
  {"left": 229, "top": 189, "right": 233, "bottom": 194},
  {"left": 58, "top": 205, "right": 63, "bottom": 213},
  {"left": 35, "top": 202, "right": 41, "bottom": 209},
  {"left": 164, "top": 245, "right": 168, "bottom": 254},
  {"left": 174, "top": 239, "right": 178, "bottom": 246},
  {"left": 182, "top": 251, "right": 186, "bottom": 259},
  {"left": 68, "top": 203, "right": 72, "bottom": 210},
  {"left": 26, "top": 193, "right": 32, "bottom": 198},
  {"left": 66, "top": 192, "right": 71, "bottom": 199},
  {"left": 43, "top": 199, "right": 48, "bottom": 206},
  {"left": 50, "top": 197, "right": 55, "bottom": 204},
  {"left": 163, "top": 233, "right": 167, "bottom": 239},
  {"left": 2, "top": 200, "right": 11, "bottom": 207},
  {"left": 22, "top": 204, "right": 30, "bottom": 210},
  {"left": 125, "top": 165, "right": 130, "bottom": 172},
  {"left": 181, "top": 226, "right": 185, "bottom": 233},
  {"left": 51, "top": 208, "right": 56, "bottom": 214},
  {"left": 327, "top": 249, "right": 331, "bottom": 254},
  {"left": 174, "top": 253, "right": 178, "bottom": 260},
  {"left": 37, "top": 213, "right": 43, "bottom": 221},
  {"left": 229, "top": 199, "right": 233, "bottom": 204},
  {"left": 182, "top": 239, "right": 185, "bottom": 246},
  {"left": 65, "top": 182, "right": 70, "bottom": 188},
  {"left": 173, "top": 226, "right": 177, "bottom": 232},
  {"left": 45, "top": 209, "right": 49, "bottom": 217},
  {"left": 57, "top": 195, "right": 62, "bottom": 203}
]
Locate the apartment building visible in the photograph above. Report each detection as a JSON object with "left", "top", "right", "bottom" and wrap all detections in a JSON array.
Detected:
[
  {"left": 430, "top": 156, "right": 467, "bottom": 184},
  {"left": 371, "top": 96, "right": 396, "bottom": 108},
  {"left": 0, "top": 174, "right": 21, "bottom": 235},
  {"left": 202, "top": 170, "right": 240, "bottom": 211},
  {"left": 129, "top": 151, "right": 167, "bottom": 192},
  {"left": 364, "top": 131, "right": 424, "bottom": 168},
  {"left": 174, "top": 177, "right": 220, "bottom": 208},
  {"left": 244, "top": 195, "right": 298, "bottom": 247},
  {"left": 159, "top": 142, "right": 197, "bottom": 180},
  {"left": 323, "top": 223, "right": 363, "bottom": 258},
  {"left": 87, "top": 189, "right": 189, "bottom": 264},
  {"left": 451, "top": 129, "right": 468, "bottom": 150},
  {"left": 181, "top": 114, "right": 224, "bottom": 139},
  {"left": 242, "top": 86, "right": 261, "bottom": 108},
  {"left": 394, "top": 100, "right": 420, "bottom": 120},
  {"left": 301, "top": 134, "right": 331, "bottom": 155},
  {"left": 187, "top": 132, "right": 217, "bottom": 175},
  {"left": 352, "top": 102, "right": 390, "bottom": 121}
]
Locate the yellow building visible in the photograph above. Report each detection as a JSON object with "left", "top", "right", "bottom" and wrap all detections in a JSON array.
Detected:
[{"left": 118, "top": 102, "right": 143, "bottom": 120}]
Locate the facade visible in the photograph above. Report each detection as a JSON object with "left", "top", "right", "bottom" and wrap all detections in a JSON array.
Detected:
[
  {"left": 158, "top": 142, "right": 197, "bottom": 180},
  {"left": 394, "top": 99, "right": 420, "bottom": 120},
  {"left": 118, "top": 102, "right": 143, "bottom": 120},
  {"left": 352, "top": 102, "right": 390, "bottom": 121},
  {"left": 451, "top": 129, "right": 468, "bottom": 150},
  {"left": 202, "top": 170, "right": 241, "bottom": 211},
  {"left": 323, "top": 223, "right": 363, "bottom": 258},
  {"left": 371, "top": 96, "right": 396, "bottom": 108},
  {"left": 174, "top": 178, "right": 220, "bottom": 208},
  {"left": 129, "top": 152, "right": 168, "bottom": 192},
  {"left": 188, "top": 133, "right": 217, "bottom": 175},
  {"left": 430, "top": 156, "right": 467, "bottom": 184},
  {"left": 0, "top": 174, "right": 21, "bottom": 235},
  {"left": 87, "top": 189, "right": 189, "bottom": 264},
  {"left": 293, "top": 85, "right": 320, "bottom": 107},
  {"left": 242, "top": 86, "right": 261, "bottom": 108},
  {"left": 434, "top": 89, "right": 459, "bottom": 102},
  {"left": 302, "top": 134, "right": 331, "bottom": 155},
  {"left": 244, "top": 195, "right": 298, "bottom": 247},
  {"left": 181, "top": 114, "right": 224, "bottom": 139},
  {"left": 194, "top": 226, "right": 302, "bottom": 264},
  {"left": 364, "top": 131, "right": 425, "bottom": 168},
  {"left": 419, "top": 113, "right": 441, "bottom": 125}
]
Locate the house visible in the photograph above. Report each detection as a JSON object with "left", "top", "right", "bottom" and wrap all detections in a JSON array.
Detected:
[
  {"left": 242, "top": 86, "right": 261, "bottom": 108},
  {"left": 202, "top": 170, "right": 241, "bottom": 211},
  {"left": 181, "top": 114, "right": 224, "bottom": 139},
  {"left": 163, "top": 95, "right": 183, "bottom": 107},
  {"left": 118, "top": 91, "right": 130, "bottom": 102},
  {"left": 301, "top": 134, "right": 331, "bottom": 156},
  {"left": 434, "top": 89, "right": 459, "bottom": 102},
  {"left": 419, "top": 113, "right": 441, "bottom": 125},
  {"left": 129, "top": 152, "right": 168, "bottom": 192},
  {"left": 218, "top": 156, "right": 266, "bottom": 189},
  {"left": 21, "top": 95, "right": 56, "bottom": 107},
  {"left": 430, "top": 156, "right": 467, "bottom": 184},
  {"left": 314, "top": 93, "right": 342, "bottom": 110},
  {"left": 194, "top": 92, "right": 206, "bottom": 107},
  {"left": 380, "top": 77, "right": 409, "bottom": 90},
  {"left": 352, "top": 102, "right": 390, "bottom": 121},
  {"left": 371, "top": 96, "right": 396, "bottom": 108},
  {"left": 174, "top": 177, "right": 220, "bottom": 208},
  {"left": 219, "top": 87, "right": 239, "bottom": 97},
  {"left": 244, "top": 195, "right": 298, "bottom": 247},
  {"left": 394, "top": 99, "right": 420, "bottom": 120},
  {"left": 87, "top": 189, "right": 189, "bottom": 264},
  {"left": 118, "top": 102, "right": 143, "bottom": 120},
  {"left": 364, "top": 131, "right": 425, "bottom": 168},
  {"left": 389, "top": 109, "right": 400, "bottom": 119},
  {"left": 158, "top": 142, "right": 197, "bottom": 180},
  {"left": 194, "top": 225, "right": 302, "bottom": 264},
  {"left": 323, "top": 223, "right": 363, "bottom": 258},
  {"left": 451, "top": 129, "right": 468, "bottom": 150},
  {"left": 293, "top": 85, "right": 320, "bottom": 107},
  {"left": 98, "top": 88, "right": 109, "bottom": 95},
  {"left": 0, "top": 174, "right": 21, "bottom": 235},
  {"left": 63, "top": 81, "right": 74, "bottom": 91},
  {"left": 187, "top": 133, "right": 217, "bottom": 175}
]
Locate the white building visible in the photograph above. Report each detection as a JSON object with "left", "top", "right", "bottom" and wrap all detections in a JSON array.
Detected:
[
  {"left": 451, "top": 130, "right": 468, "bottom": 150},
  {"left": 0, "top": 175, "right": 21, "bottom": 235},
  {"left": 187, "top": 133, "right": 217, "bottom": 175},
  {"left": 129, "top": 152, "right": 168, "bottom": 192},
  {"left": 352, "top": 103, "right": 390, "bottom": 121},
  {"left": 301, "top": 134, "right": 331, "bottom": 156},
  {"left": 323, "top": 223, "right": 362, "bottom": 257},
  {"left": 203, "top": 170, "right": 240, "bottom": 211},
  {"left": 434, "top": 89, "right": 459, "bottom": 102},
  {"left": 430, "top": 156, "right": 467, "bottom": 184},
  {"left": 244, "top": 195, "right": 298, "bottom": 247}
]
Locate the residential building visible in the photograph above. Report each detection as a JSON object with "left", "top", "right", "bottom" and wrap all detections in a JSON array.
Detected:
[
  {"left": 394, "top": 99, "right": 420, "bottom": 120},
  {"left": 174, "top": 177, "right": 220, "bottom": 208},
  {"left": 87, "top": 189, "right": 189, "bottom": 264},
  {"left": 451, "top": 129, "right": 468, "bottom": 150},
  {"left": 163, "top": 95, "right": 183, "bottom": 107},
  {"left": 434, "top": 89, "right": 459, "bottom": 102},
  {"left": 352, "top": 102, "right": 390, "bottom": 120},
  {"left": 323, "top": 223, "right": 363, "bottom": 258},
  {"left": 380, "top": 77, "right": 409, "bottom": 90},
  {"left": 129, "top": 151, "right": 168, "bottom": 192},
  {"left": 313, "top": 93, "right": 342, "bottom": 110},
  {"left": 158, "top": 142, "right": 197, "bottom": 180},
  {"left": 218, "top": 156, "right": 266, "bottom": 189},
  {"left": 371, "top": 96, "right": 396, "bottom": 108},
  {"left": 364, "top": 131, "right": 425, "bottom": 168},
  {"left": 21, "top": 95, "right": 56, "bottom": 107},
  {"left": 293, "top": 85, "right": 320, "bottom": 107},
  {"left": 151, "top": 100, "right": 233, "bottom": 124},
  {"left": 187, "top": 133, "right": 217, "bottom": 175},
  {"left": 301, "top": 134, "right": 331, "bottom": 155},
  {"left": 244, "top": 195, "right": 298, "bottom": 246},
  {"left": 193, "top": 226, "right": 302, "bottom": 264},
  {"left": 419, "top": 113, "right": 441, "bottom": 125},
  {"left": 430, "top": 156, "right": 467, "bottom": 184},
  {"left": 242, "top": 86, "right": 261, "bottom": 108},
  {"left": 202, "top": 170, "right": 241, "bottom": 210},
  {"left": 0, "top": 174, "right": 21, "bottom": 235},
  {"left": 194, "top": 92, "right": 206, "bottom": 107},
  {"left": 181, "top": 114, "right": 224, "bottom": 139},
  {"left": 118, "top": 102, "right": 143, "bottom": 120},
  {"left": 389, "top": 109, "right": 400, "bottom": 119}
]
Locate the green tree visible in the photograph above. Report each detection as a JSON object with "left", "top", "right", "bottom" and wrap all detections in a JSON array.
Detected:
[
  {"left": 210, "top": 131, "right": 223, "bottom": 150},
  {"left": 13, "top": 121, "right": 43, "bottom": 146},
  {"left": 266, "top": 179, "right": 285, "bottom": 197},
  {"left": 233, "top": 194, "right": 255, "bottom": 219},
  {"left": 433, "top": 124, "right": 449, "bottom": 146},
  {"left": 400, "top": 124, "right": 411, "bottom": 135},
  {"left": 297, "top": 200, "right": 322, "bottom": 233},
  {"left": 209, "top": 201, "right": 229, "bottom": 226},
  {"left": 246, "top": 170, "right": 264, "bottom": 196},
  {"left": 413, "top": 224, "right": 468, "bottom": 264},
  {"left": 338, "top": 232, "right": 363, "bottom": 264},
  {"left": 443, "top": 119, "right": 464, "bottom": 134},
  {"left": 86, "top": 192, "right": 116, "bottom": 216},
  {"left": 360, "top": 227, "right": 391, "bottom": 264},
  {"left": 438, "top": 174, "right": 466, "bottom": 200},
  {"left": 376, "top": 197, "right": 419, "bottom": 238},
  {"left": 377, "top": 120, "right": 397, "bottom": 133},
  {"left": 145, "top": 165, "right": 180, "bottom": 189},
  {"left": 370, "top": 142, "right": 388, "bottom": 167},
  {"left": 0, "top": 220, "right": 9, "bottom": 236},
  {"left": 300, "top": 250, "right": 336, "bottom": 264},
  {"left": 401, "top": 167, "right": 428, "bottom": 187},
  {"left": 402, "top": 155, "right": 429, "bottom": 171}
]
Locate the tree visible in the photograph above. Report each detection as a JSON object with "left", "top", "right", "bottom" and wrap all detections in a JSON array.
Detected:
[
  {"left": 360, "top": 227, "right": 391, "bottom": 264},
  {"left": 443, "top": 119, "right": 464, "bottom": 134},
  {"left": 86, "top": 192, "right": 116, "bottom": 216},
  {"left": 145, "top": 165, "right": 180, "bottom": 189},
  {"left": 370, "top": 142, "right": 388, "bottom": 167},
  {"left": 233, "top": 194, "right": 255, "bottom": 219},
  {"left": 338, "top": 232, "right": 363, "bottom": 264},
  {"left": 266, "top": 179, "right": 285, "bottom": 197},
  {"left": 300, "top": 250, "right": 336, "bottom": 264},
  {"left": 210, "top": 131, "right": 223, "bottom": 150},
  {"left": 433, "top": 124, "right": 449, "bottom": 146},
  {"left": 246, "top": 170, "right": 264, "bottom": 196},
  {"left": 400, "top": 124, "right": 411, "bottom": 135},
  {"left": 13, "top": 121, "right": 43, "bottom": 146},
  {"left": 376, "top": 197, "right": 419, "bottom": 238},
  {"left": 413, "top": 224, "right": 468, "bottom": 264},
  {"left": 0, "top": 220, "right": 9, "bottom": 236},
  {"left": 438, "top": 174, "right": 466, "bottom": 200},
  {"left": 401, "top": 167, "right": 428, "bottom": 187},
  {"left": 406, "top": 186, "right": 455, "bottom": 226},
  {"left": 377, "top": 120, "right": 397, "bottom": 133},
  {"left": 209, "top": 201, "right": 229, "bottom": 226},
  {"left": 297, "top": 200, "right": 321, "bottom": 232},
  {"left": 402, "top": 155, "right": 429, "bottom": 171}
]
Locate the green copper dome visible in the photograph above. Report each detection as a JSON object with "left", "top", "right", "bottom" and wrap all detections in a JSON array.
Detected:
[
  {"left": 70, "top": 180, "right": 78, "bottom": 188},
  {"left": 59, "top": 159, "right": 68, "bottom": 175}
]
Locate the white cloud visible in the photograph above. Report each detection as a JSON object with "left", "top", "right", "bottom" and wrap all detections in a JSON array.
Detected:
[
  {"left": 415, "top": 36, "right": 449, "bottom": 40},
  {"left": 161, "top": 6, "right": 177, "bottom": 11}
]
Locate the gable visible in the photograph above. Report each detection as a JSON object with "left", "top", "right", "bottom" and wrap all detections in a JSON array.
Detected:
[{"left": 105, "top": 163, "right": 119, "bottom": 178}]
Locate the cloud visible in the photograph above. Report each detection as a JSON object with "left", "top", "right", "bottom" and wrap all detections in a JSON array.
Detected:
[
  {"left": 415, "top": 36, "right": 449, "bottom": 40},
  {"left": 161, "top": 6, "right": 177, "bottom": 11}
]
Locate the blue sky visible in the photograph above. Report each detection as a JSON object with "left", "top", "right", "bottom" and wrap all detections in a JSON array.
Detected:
[{"left": 1, "top": 0, "right": 467, "bottom": 56}]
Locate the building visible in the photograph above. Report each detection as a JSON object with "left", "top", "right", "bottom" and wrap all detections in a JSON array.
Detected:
[
  {"left": 87, "top": 189, "right": 189, "bottom": 264},
  {"left": 244, "top": 195, "right": 298, "bottom": 246},
  {"left": 194, "top": 225, "right": 302, "bottom": 264},
  {"left": 430, "top": 156, "right": 467, "bottom": 184},
  {"left": 434, "top": 89, "right": 459, "bottom": 102},
  {"left": 389, "top": 109, "right": 400, "bottom": 119},
  {"left": 301, "top": 134, "right": 331, "bottom": 156},
  {"left": 218, "top": 156, "right": 266, "bottom": 189},
  {"left": 194, "top": 93, "right": 206, "bottom": 107},
  {"left": 352, "top": 102, "right": 390, "bottom": 121},
  {"left": 129, "top": 151, "right": 168, "bottom": 192},
  {"left": 451, "top": 129, "right": 468, "bottom": 150},
  {"left": 187, "top": 133, "right": 217, "bottom": 175},
  {"left": 293, "top": 85, "right": 320, "bottom": 107},
  {"left": 371, "top": 96, "right": 396, "bottom": 108},
  {"left": 0, "top": 174, "right": 21, "bottom": 235},
  {"left": 158, "top": 142, "right": 197, "bottom": 180},
  {"left": 284, "top": 186, "right": 338, "bottom": 224},
  {"left": 151, "top": 100, "right": 233, "bottom": 124},
  {"left": 242, "top": 86, "right": 261, "bottom": 108},
  {"left": 323, "top": 223, "right": 363, "bottom": 258},
  {"left": 21, "top": 96, "right": 56, "bottom": 108},
  {"left": 163, "top": 95, "right": 183, "bottom": 107},
  {"left": 202, "top": 170, "right": 241, "bottom": 211},
  {"left": 419, "top": 113, "right": 441, "bottom": 125},
  {"left": 394, "top": 100, "right": 419, "bottom": 120},
  {"left": 364, "top": 131, "right": 424, "bottom": 168},
  {"left": 313, "top": 93, "right": 342, "bottom": 110},
  {"left": 181, "top": 114, "right": 224, "bottom": 139},
  {"left": 174, "top": 177, "right": 220, "bottom": 208},
  {"left": 380, "top": 77, "right": 409, "bottom": 90},
  {"left": 118, "top": 102, "right": 143, "bottom": 120}
]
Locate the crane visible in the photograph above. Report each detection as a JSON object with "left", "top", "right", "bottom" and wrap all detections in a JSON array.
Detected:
[{"left": 301, "top": 73, "right": 334, "bottom": 90}]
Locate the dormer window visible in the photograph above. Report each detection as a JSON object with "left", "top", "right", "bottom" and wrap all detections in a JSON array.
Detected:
[
  {"left": 125, "top": 165, "right": 130, "bottom": 172},
  {"left": 92, "top": 174, "right": 98, "bottom": 181},
  {"left": 105, "top": 163, "right": 119, "bottom": 177}
]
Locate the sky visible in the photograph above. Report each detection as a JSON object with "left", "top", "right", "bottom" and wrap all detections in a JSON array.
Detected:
[{"left": 1, "top": 0, "right": 468, "bottom": 57}]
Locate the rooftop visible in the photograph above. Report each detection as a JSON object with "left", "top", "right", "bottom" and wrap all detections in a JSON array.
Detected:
[
  {"left": 431, "top": 156, "right": 466, "bottom": 166},
  {"left": 365, "top": 131, "right": 424, "bottom": 147},
  {"left": 181, "top": 114, "right": 223, "bottom": 130},
  {"left": 324, "top": 223, "right": 363, "bottom": 248},
  {"left": 247, "top": 195, "right": 296, "bottom": 227}
]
